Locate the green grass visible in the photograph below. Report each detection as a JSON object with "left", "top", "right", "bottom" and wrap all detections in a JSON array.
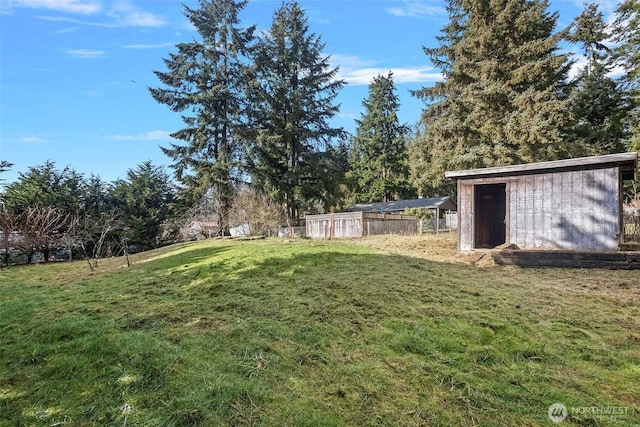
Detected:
[{"left": 0, "top": 236, "right": 638, "bottom": 426}]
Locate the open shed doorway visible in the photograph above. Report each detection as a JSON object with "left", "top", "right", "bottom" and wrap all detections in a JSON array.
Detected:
[{"left": 474, "top": 183, "right": 506, "bottom": 248}]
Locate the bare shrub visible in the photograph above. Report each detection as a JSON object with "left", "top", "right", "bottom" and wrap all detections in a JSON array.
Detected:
[
  {"left": 229, "top": 188, "right": 285, "bottom": 236},
  {"left": 12, "top": 206, "right": 66, "bottom": 263},
  {"left": 81, "top": 210, "right": 121, "bottom": 270},
  {"left": 623, "top": 194, "right": 640, "bottom": 242},
  {"left": 0, "top": 207, "right": 19, "bottom": 266}
]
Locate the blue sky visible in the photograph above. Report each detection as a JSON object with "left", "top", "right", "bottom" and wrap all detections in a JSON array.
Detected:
[{"left": 0, "top": 0, "right": 617, "bottom": 185}]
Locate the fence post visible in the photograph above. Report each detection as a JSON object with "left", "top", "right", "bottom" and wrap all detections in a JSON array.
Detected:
[{"left": 330, "top": 213, "right": 335, "bottom": 240}]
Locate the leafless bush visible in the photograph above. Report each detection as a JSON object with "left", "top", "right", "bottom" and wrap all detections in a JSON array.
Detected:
[
  {"left": 623, "top": 195, "right": 640, "bottom": 242},
  {"left": 176, "top": 188, "right": 226, "bottom": 240},
  {"left": 229, "top": 188, "right": 285, "bottom": 236},
  {"left": 0, "top": 207, "right": 20, "bottom": 267},
  {"left": 80, "top": 210, "right": 120, "bottom": 270},
  {"left": 11, "top": 206, "right": 65, "bottom": 263}
]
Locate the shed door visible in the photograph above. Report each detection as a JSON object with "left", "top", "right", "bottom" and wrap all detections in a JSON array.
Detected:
[{"left": 474, "top": 183, "right": 506, "bottom": 248}]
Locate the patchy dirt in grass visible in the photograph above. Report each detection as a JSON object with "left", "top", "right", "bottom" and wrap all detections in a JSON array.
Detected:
[
  {"left": 346, "top": 233, "right": 469, "bottom": 264},
  {"left": 346, "top": 234, "right": 640, "bottom": 302}
]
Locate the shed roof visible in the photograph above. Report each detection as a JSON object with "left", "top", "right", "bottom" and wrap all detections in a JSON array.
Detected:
[
  {"left": 348, "top": 196, "right": 457, "bottom": 213},
  {"left": 445, "top": 152, "right": 638, "bottom": 181}
]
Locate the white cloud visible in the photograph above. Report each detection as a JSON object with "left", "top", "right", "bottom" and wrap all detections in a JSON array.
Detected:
[
  {"left": 391, "top": 67, "right": 443, "bottom": 84},
  {"left": 568, "top": 58, "right": 587, "bottom": 81},
  {"left": 568, "top": 58, "right": 625, "bottom": 81},
  {"left": 332, "top": 54, "right": 442, "bottom": 86},
  {"left": 20, "top": 135, "right": 49, "bottom": 144},
  {"left": 339, "top": 66, "right": 442, "bottom": 86},
  {"left": 557, "top": 0, "right": 618, "bottom": 16},
  {"left": 7, "top": 0, "right": 101, "bottom": 15},
  {"left": 337, "top": 111, "right": 358, "bottom": 120},
  {"left": 64, "top": 48, "right": 104, "bottom": 59},
  {"left": 607, "top": 64, "right": 626, "bottom": 79},
  {"left": 331, "top": 54, "right": 378, "bottom": 70},
  {"left": 56, "top": 25, "right": 80, "bottom": 34},
  {"left": 123, "top": 42, "right": 176, "bottom": 49},
  {"left": 18, "top": 0, "right": 165, "bottom": 28},
  {"left": 84, "top": 89, "right": 102, "bottom": 96},
  {"left": 111, "top": 130, "right": 171, "bottom": 141},
  {"left": 107, "top": 2, "right": 165, "bottom": 27},
  {"left": 386, "top": 1, "right": 446, "bottom": 18}
]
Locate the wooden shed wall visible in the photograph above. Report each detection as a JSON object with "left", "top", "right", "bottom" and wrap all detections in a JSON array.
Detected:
[
  {"left": 363, "top": 213, "right": 418, "bottom": 236},
  {"left": 334, "top": 212, "right": 364, "bottom": 239},
  {"left": 457, "top": 166, "right": 621, "bottom": 251},
  {"left": 306, "top": 214, "right": 334, "bottom": 239},
  {"left": 305, "top": 212, "right": 418, "bottom": 239}
]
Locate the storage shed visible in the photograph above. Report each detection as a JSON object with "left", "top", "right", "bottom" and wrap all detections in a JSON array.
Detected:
[
  {"left": 445, "top": 152, "right": 638, "bottom": 252},
  {"left": 305, "top": 212, "right": 418, "bottom": 239}
]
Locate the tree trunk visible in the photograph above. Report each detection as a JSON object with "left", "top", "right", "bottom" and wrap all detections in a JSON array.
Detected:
[{"left": 123, "top": 243, "right": 130, "bottom": 267}]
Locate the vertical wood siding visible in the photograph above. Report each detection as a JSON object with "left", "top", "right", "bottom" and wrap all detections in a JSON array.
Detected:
[
  {"left": 305, "top": 214, "right": 333, "bottom": 239},
  {"left": 458, "top": 181, "right": 474, "bottom": 251},
  {"left": 457, "top": 166, "right": 621, "bottom": 251},
  {"left": 306, "top": 212, "right": 418, "bottom": 239}
]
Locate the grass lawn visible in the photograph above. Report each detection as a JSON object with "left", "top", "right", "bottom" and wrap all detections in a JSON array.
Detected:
[{"left": 0, "top": 235, "right": 638, "bottom": 426}]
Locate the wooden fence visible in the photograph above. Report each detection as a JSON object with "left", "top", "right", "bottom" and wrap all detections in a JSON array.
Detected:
[
  {"left": 278, "top": 226, "right": 306, "bottom": 238},
  {"left": 305, "top": 212, "right": 418, "bottom": 239}
]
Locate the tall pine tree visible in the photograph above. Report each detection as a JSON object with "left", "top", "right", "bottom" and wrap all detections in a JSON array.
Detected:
[
  {"left": 149, "top": 0, "right": 254, "bottom": 235},
  {"left": 247, "top": 1, "right": 344, "bottom": 225},
  {"left": 350, "top": 72, "right": 412, "bottom": 202},
  {"left": 613, "top": 0, "right": 640, "bottom": 152},
  {"left": 409, "top": 0, "right": 571, "bottom": 194},
  {"left": 566, "top": 3, "right": 628, "bottom": 156}
]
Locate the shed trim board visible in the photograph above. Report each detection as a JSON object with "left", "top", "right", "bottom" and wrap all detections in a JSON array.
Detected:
[
  {"left": 445, "top": 152, "right": 637, "bottom": 180},
  {"left": 447, "top": 153, "right": 638, "bottom": 252}
]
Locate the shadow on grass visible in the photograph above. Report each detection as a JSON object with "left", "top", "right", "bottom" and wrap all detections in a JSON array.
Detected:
[
  {"left": 134, "top": 244, "right": 233, "bottom": 272},
  {"left": 1, "top": 241, "right": 638, "bottom": 426}
]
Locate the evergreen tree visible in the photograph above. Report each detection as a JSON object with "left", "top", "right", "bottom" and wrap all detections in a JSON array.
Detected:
[
  {"left": 150, "top": 0, "right": 255, "bottom": 234},
  {"left": 304, "top": 140, "right": 352, "bottom": 213},
  {"left": 409, "top": 0, "right": 571, "bottom": 194},
  {"left": 612, "top": 0, "right": 640, "bottom": 151},
  {"left": 1, "top": 161, "right": 85, "bottom": 214},
  {"left": 83, "top": 175, "right": 110, "bottom": 215},
  {"left": 566, "top": 3, "right": 628, "bottom": 155},
  {"left": 247, "top": 1, "right": 344, "bottom": 225},
  {"left": 0, "top": 161, "right": 12, "bottom": 187},
  {"left": 350, "top": 72, "right": 412, "bottom": 202},
  {"left": 109, "top": 162, "right": 177, "bottom": 251}
]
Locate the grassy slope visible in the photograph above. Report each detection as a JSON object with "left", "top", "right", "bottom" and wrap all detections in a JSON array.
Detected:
[{"left": 0, "top": 235, "right": 638, "bottom": 426}]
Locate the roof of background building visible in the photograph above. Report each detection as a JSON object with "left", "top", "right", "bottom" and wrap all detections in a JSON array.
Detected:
[{"left": 347, "top": 196, "right": 456, "bottom": 213}]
